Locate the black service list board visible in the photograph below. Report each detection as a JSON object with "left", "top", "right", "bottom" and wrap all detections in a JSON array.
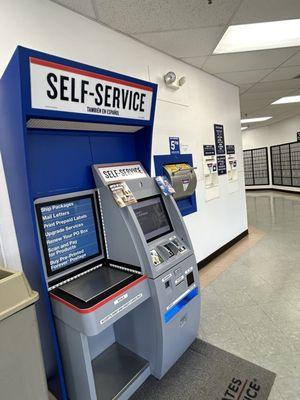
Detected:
[{"left": 38, "top": 196, "right": 101, "bottom": 273}]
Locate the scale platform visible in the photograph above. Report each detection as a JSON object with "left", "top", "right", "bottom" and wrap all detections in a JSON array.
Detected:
[
  {"left": 60, "top": 267, "right": 134, "bottom": 303},
  {"left": 55, "top": 265, "right": 138, "bottom": 308}
]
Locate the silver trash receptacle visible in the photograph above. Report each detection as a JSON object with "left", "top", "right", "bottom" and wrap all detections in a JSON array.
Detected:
[{"left": 0, "top": 267, "right": 48, "bottom": 400}]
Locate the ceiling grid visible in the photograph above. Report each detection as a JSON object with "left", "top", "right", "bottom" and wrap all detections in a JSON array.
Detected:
[{"left": 52, "top": 0, "right": 300, "bottom": 127}]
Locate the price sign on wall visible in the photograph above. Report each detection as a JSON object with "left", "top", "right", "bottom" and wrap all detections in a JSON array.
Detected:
[{"left": 169, "top": 137, "right": 180, "bottom": 155}]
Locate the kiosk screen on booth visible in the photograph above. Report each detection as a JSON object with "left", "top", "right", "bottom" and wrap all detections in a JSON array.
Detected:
[
  {"left": 36, "top": 194, "right": 102, "bottom": 276},
  {"left": 132, "top": 196, "right": 173, "bottom": 242}
]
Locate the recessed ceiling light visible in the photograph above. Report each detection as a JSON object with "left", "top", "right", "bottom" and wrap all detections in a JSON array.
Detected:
[
  {"left": 241, "top": 126, "right": 248, "bottom": 131},
  {"left": 272, "top": 95, "right": 300, "bottom": 104},
  {"left": 214, "top": 19, "right": 300, "bottom": 54},
  {"left": 241, "top": 117, "right": 272, "bottom": 123}
]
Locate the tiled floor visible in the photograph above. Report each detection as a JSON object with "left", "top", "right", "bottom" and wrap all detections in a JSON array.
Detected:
[{"left": 198, "top": 190, "right": 300, "bottom": 400}]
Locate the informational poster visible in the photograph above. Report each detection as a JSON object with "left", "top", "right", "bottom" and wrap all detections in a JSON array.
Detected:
[
  {"left": 30, "top": 57, "right": 153, "bottom": 121},
  {"left": 297, "top": 132, "right": 300, "bottom": 142},
  {"left": 203, "top": 146, "right": 219, "bottom": 202},
  {"left": 109, "top": 182, "right": 137, "bottom": 207},
  {"left": 226, "top": 145, "right": 235, "bottom": 155},
  {"left": 203, "top": 144, "right": 216, "bottom": 156},
  {"left": 169, "top": 137, "right": 180, "bottom": 155},
  {"left": 217, "top": 155, "right": 227, "bottom": 175},
  {"left": 214, "top": 124, "right": 225, "bottom": 155}
]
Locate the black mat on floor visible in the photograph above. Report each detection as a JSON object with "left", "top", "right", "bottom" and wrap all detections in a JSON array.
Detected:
[{"left": 131, "top": 339, "right": 276, "bottom": 400}]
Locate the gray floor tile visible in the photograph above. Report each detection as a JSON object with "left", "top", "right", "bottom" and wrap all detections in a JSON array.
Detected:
[
  {"left": 200, "top": 191, "right": 300, "bottom": 400},
  {"left": 275, "top": 376, "right": 300, "bottom": 399}
]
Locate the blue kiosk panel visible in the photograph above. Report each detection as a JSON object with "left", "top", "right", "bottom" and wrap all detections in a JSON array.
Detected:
[{"left": 0, "top": 46, "right": 157, "bottom": 399}]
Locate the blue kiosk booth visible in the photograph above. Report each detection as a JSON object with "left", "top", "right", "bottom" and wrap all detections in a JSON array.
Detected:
[{"left": 0, "top": 47, "right": 200, "bottom": 399}]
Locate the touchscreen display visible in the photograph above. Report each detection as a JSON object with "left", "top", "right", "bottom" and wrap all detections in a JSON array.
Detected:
[
  {"left": 36, "top": 194, "right": 102, "bottom": 276},
  {"left": 132, "top": 196, "right": 173, "bottom": 242}
]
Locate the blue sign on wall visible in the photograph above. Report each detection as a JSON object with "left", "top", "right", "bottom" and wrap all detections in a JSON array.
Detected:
[{"left": 169, "top": 137, "right": 180, "bottom": 154}]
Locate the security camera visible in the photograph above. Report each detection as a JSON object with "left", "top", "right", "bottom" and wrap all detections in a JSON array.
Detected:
[
  {"left": 164, "top": 71, "right": 176, "bottom": 85},
  {"left": 164, "top": 72, "right": 186, "bottom": 90}
]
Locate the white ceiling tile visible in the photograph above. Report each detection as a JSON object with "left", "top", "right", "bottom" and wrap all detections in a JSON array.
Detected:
[
  {"left": 181, "top": 56, "right": 208, "bottom": 69},
  {"left": 216, "top": 69, "right": 273, "bottom": 85},
  {"left": 244, "top": 103, "right": 300, "bottom": 119},
  {"left": 52, "top": 0, "right": 96, "bottom": 19},
  {"left": 93, "top": 0, "right": 241, "bottom": 34},
  {"left": 262, "top": 66, "right": 300, "bottom": 82},
  {"left": 202, "top": 48, "right": 298, "bottom": 74},
  {"left": 246, "top": 78, "right": 300, "bottom": 92},
  {"left": 241, "top": 89, "right": 293, "bottom": 102},
  {"left": 281, "top": 51, "right": 300, "bottom": 67},
  {"left": 240, "top": 99, "right": 272, "bottom": 113},
  {"left": 239, "top": 84, "right": 254, "bottom": 93},
  {"left": 231, "top": 0, "right": 300, "bottom": 24},
  {"left": 133, "top": 27, "right": 224, "bottom": 58},
  {"left": 268, "top": 103, "right": 300, "bottom": 115}
]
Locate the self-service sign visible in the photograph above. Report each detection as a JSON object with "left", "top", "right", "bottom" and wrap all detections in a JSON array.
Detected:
[
  {"left": 98, "top": 163, "right": 147, "bottom": 183},
  {"left": 29, "top": 57, "right": 153, "bottom": 120}
]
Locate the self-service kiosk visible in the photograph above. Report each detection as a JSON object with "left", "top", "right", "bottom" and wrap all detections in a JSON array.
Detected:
[
  {"left": 93, "top": 162, "right": 200, "bottom": 379},
  {"left": 33, "top": 162, "right": 200, "bottom": 399},
  {"left": 34, "top": 190, "right": 151, "bottom": 400},
  {"left": 0, "top": 47, "right": 200, "bottom": 400}
]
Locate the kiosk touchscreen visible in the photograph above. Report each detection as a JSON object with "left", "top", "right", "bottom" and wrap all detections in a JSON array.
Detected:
[{"left": 131, "top": 196, "right": 173, "bottom": 242}]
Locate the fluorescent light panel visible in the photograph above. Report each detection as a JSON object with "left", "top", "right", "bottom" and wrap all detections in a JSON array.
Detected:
[
  {"left": 241, "top": 117, "right": 272, "bottom": 123},
  {"left": 214, "top": 19, "right": 300, "bottom": 54},
  {"left": 272, "top": 95, "right": 300, "bottom": 104}
]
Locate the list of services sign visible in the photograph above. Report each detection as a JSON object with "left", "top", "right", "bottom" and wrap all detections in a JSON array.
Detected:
[{"left": 40, "top": 197, "right": 100, "bottom": 272}]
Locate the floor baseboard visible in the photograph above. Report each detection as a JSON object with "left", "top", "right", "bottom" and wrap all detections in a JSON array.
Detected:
[
  {"left": 246, "top": 188, "right": 300, "bottom": 195},
  {"left": 197, "top": 229, "right": 249, "bottom": 270}
]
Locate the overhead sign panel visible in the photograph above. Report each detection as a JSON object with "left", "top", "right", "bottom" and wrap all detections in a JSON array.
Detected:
[{"left": 30, "top": 57, "right": 153, "bottom": 121}]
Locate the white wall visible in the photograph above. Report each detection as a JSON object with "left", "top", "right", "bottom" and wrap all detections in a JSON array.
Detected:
[
  {"left": 0, "top": 0, "right": 247, "bottom": 269},
  {"left": 242, "top": 115, "right": 300, "bottom": 192}
]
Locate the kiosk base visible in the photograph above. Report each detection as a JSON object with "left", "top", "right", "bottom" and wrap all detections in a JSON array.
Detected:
[{"left": 92, "top": 343, "right": 149, "bottom": 400}]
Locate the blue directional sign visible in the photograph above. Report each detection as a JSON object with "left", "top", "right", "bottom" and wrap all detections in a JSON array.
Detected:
[{"left": 169, "top": 137, "right": 180, "bottom": 155}]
